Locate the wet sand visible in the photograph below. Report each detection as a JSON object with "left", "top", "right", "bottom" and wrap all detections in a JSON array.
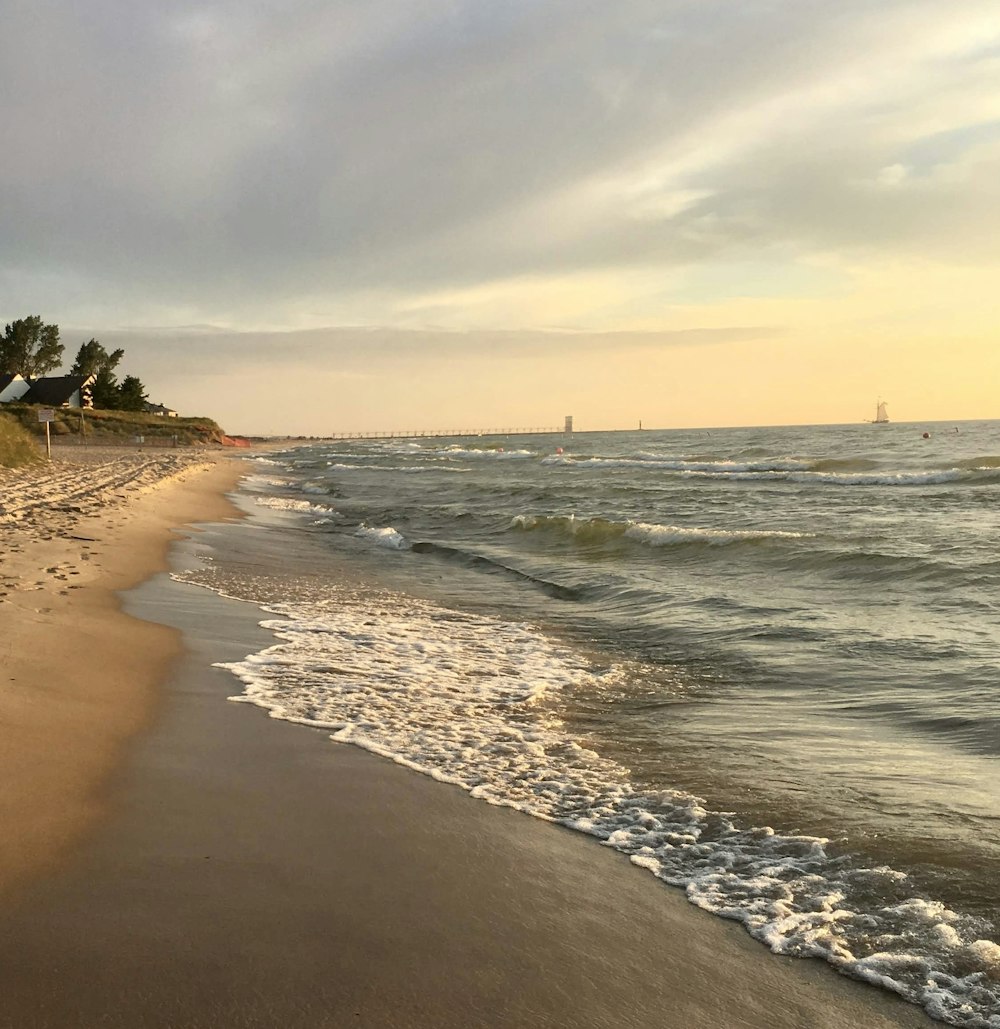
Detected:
[{"left": 0, "top": 529, "right": 934, "bottom": 1028}]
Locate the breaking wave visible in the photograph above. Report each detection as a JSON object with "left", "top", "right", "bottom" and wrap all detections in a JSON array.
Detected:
[
  {"left": 509, "top": 514, "right": 810, "bottom": 548},
  {"left": 541, "top": 456, "right": 1000, "bottom": 487},
  {"left": 254, "top": 496, "right": 332, "bottom": 515},
  {"left": 354, "top": 525, "right": 411, "bottom": 550}
]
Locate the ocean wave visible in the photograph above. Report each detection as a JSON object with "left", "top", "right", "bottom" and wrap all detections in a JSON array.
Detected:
[
  {"left": 411, "top": 541, "right": 581, "bottom": 600},
  {"left": 540, "top": 456, "right": 1000, "bottom": 487},
  {"left": 354, "top": 524, "right": 411, "bottom": 550},
  {"left": 254, "top": 496, "right": 332, "bottom": 515},
  {"left": 509, "top": 514, "right": 809, "bottom": 548},
  {"left": 784, "top": 469, "right": 975, "bottom": 487},
  {"left": 243, "top": 474, "right": 292, "bottom": 490},
  {"left": 775, "top": 547, "right": 988, "bottom": 587},
  {"left": 435, "top": 446, "right": 536, "bottom": 460},
  {"left": 325, "top": 461, "right": 471, "bottom": 474},
  {"left": 178, "top": 567, "right": 1000, "bottom": 1029},
  {"left": 702, "top": 466, "right": 999, "bottom": 487},
  {"left": 541, "top": 455, "right": 810, "bottom": 473},
  {"left": 807, "top": 457, "right": 882, "bottom": 472},
  {"left": 508, "top": 515, "right": 990, "bottom": 590},
  {"left": 957, "top": 456, "right": 1000, "bottom": 470}
]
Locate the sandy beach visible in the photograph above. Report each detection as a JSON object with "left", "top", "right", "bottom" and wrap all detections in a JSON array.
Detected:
[
  {"left": 0, "top": 444, "right": 244, "bottom": 895},
  {"left": 0, "top": 446, "right": 936, "bottom": 1028}
]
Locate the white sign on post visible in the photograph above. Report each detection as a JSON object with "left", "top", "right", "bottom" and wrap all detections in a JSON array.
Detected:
[{"left": 37, "top": 408, "right": 55, "bottom": 459}]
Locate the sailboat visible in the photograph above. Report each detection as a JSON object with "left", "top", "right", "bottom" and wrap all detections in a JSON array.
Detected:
[{"left": 873, "top": 400, "right": 889, "bottom": 424}]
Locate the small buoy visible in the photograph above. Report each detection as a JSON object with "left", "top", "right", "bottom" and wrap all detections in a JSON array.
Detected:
[
  {"left": 555, "top": 447, "right": 564, "bottom": 455},
  {"left": 498, "top": 447, "right": 504, "bottom": 452},
  {"left": 922, "top": 432, "right": 930, "bottom": 439}
]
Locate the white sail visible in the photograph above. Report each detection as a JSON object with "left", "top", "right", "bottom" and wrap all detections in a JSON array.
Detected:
[{"left": 874, "top": 400, "right": 889, "bottom": 424}]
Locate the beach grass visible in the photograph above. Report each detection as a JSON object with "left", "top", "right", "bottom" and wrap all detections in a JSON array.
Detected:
[
  {"left": 0, "top": 413, "right": 42, "bottom": 467},
  {"left": 0, "top": 404, "right": 227, "bottom": 446}
]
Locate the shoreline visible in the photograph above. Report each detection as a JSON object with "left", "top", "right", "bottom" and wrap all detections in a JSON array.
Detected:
[
  {"left": 0, "top": 453, "right": 935, "bottom": 1026},
  {"left": 0, "top": 446, "right": 246, "bottom": 895},
  {"left": 0, "top": 552, "right": 933, "bottom": 1028}
]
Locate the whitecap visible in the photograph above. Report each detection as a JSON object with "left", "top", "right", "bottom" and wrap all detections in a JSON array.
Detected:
[{"left": 354, "top": 525, "right": 411, "bottom": 550}]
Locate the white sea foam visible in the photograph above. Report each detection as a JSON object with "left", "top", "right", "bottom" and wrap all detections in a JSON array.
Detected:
[
  {"left": 540, "top": 455, "right": 810, "bottom": 473},
  {"left": 626, "top": 522, "right": 808, "bottom": 545},
  {"left": 540, "top": 455, "right": 973, "bottom": 488},
  {"left": 681, "top": 468, "right": 967, "bottom": 487},
  {"left": 510, "top": 514, "right": 809, "bottom": 547},
  {"left": 243, "top": 474, "right": 291, "bottom": 490},
  {"left": 325, "top": 461, "right": 470, "bottom": 474},
  {"left": 786, "top": 470, "right": 965, "bottom": 486},
  {"left": 354, "top": 524, "right": 411, "bottom": 550},
  {"left": 254, "top": 496, "right": 331, "bottom": 515},
  {"left": 437, "top": 446, "right": 535, "bottom": 459},
  {"left": 176, "top": 565, "right": 1000, "bottom": 1029}
]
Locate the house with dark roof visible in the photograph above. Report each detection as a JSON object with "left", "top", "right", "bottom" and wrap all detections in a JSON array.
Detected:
[
  {"left": 143, "top": 401, "right": 178, "bottom": 417},
  {"left": 17, "top": 374, "right": 95, "bottom": 409}
]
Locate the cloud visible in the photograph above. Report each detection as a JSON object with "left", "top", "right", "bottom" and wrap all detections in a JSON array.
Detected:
[
  {"left": 86, "top": 323, "right": 779, "bottom": 377},
  {"left": 1, "top": 0, "right": 999, "bottom": 331}
]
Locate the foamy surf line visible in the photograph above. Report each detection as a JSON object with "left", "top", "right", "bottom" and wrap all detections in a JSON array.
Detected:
[
  {"left": 541, "top": 457, "right": 998, "bottom": 487},
  {"left": 253, "top": 496, "right": 333, "bottom": 515},
  {"left": 174, "top": 565, "right": 1000, "bottom": 1028},
  {"left": 509, "top": 514, "right": 811, "bottom": 547}
]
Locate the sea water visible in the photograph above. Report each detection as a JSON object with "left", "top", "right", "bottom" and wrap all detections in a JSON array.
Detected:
[{"left": 176, "top": 422, "right": 1000, "bottom": 1026}]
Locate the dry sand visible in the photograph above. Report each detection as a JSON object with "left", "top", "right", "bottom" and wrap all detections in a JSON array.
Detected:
[
  {"left": 0, "top": 445, "right": 936, "bottom": 1028},
  {"left": 0, "top": 443, "right": 244, "bottom": 894}
]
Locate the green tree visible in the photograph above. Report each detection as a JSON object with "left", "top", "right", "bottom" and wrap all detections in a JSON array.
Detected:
[
  {"left": 91, "top": 365, "right": 121, "bottom": 409},
  {"left": 0, "top": 316, "right": 63, "bottom": 378},
  {"left": 117, "top": 375, "right": 148, "bottom": 412},
  {"left": 69, "top": 339, "right": 124, "bottom": 379}
]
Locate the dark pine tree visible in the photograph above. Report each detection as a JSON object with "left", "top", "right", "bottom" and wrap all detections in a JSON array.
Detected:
[
  {"left": 117, "top": 375, "right": 149, "bottom": 412},
  {"left": 91, "top": 366, "right": 121, "bottom": 409}
]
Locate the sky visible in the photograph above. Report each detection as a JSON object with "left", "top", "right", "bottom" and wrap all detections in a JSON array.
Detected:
[{"left": 2, "top": 0, "right": 999, "bottom": 434}]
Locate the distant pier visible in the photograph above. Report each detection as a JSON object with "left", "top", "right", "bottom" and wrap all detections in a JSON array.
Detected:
[{"left": 329, "top": 426, "right": 565, "bottom": 440}]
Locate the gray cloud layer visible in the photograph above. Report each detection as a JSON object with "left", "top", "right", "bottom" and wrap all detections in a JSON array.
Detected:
[{"left": 2, "top": 0, "right": 999, "bottom": 326}]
